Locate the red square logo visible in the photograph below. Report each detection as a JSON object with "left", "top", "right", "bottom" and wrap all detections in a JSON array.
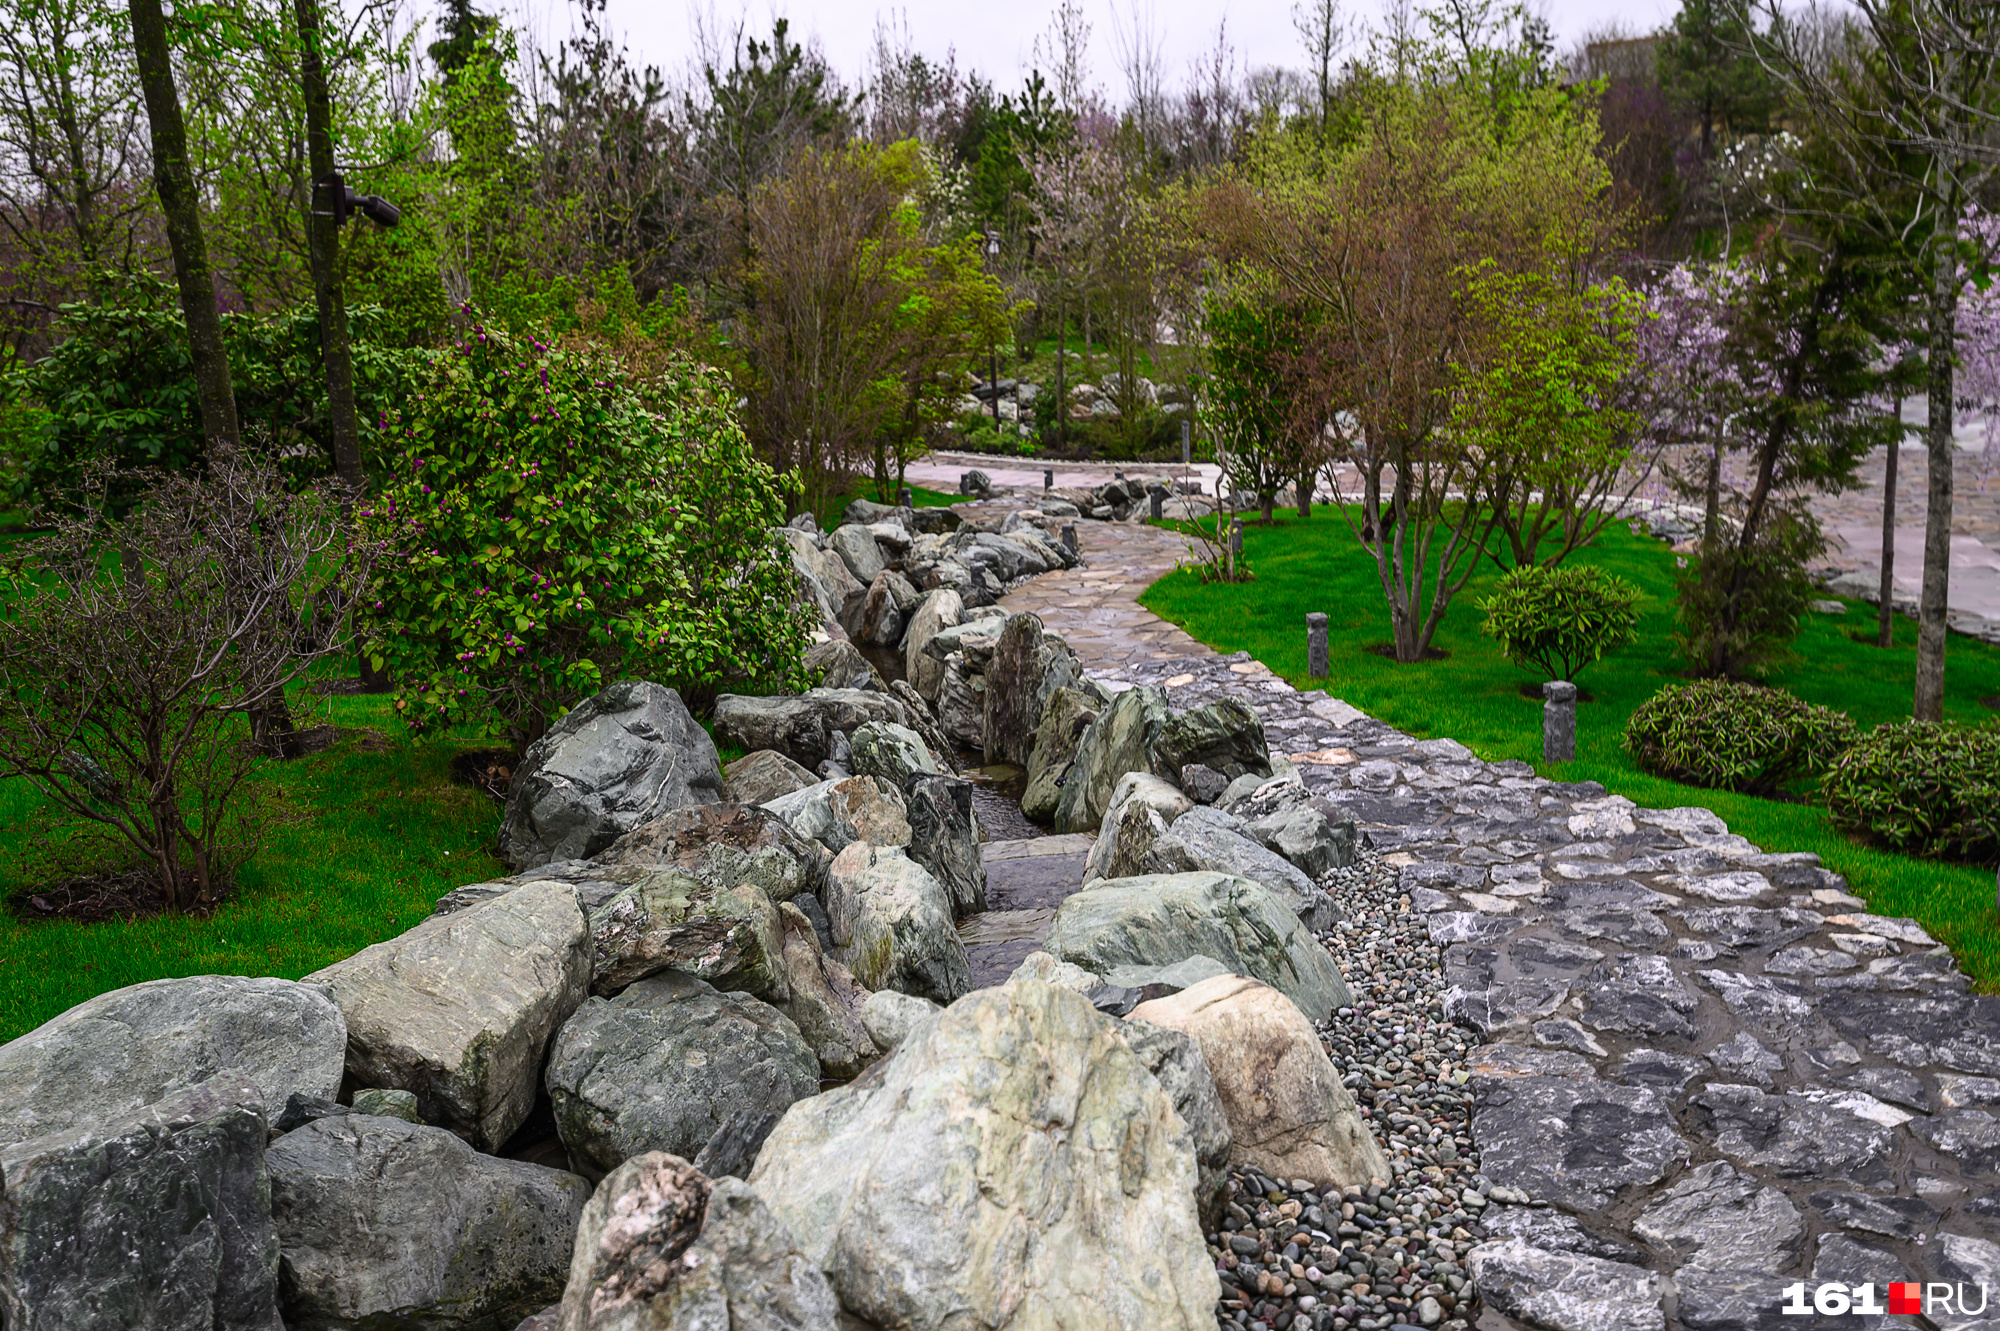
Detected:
[{"left": 1889, "top": 1283, "right": 1924, "bottom": 1315}]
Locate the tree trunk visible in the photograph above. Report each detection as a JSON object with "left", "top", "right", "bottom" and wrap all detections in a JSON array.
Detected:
[
  {"left": 1879, "top": 403, "right": 1898, "bottom": 649},
  {"left": 295, "top": 0, "right": 363, "bottom": 496},
  {"left": 1702, "top": 444, "right": 1722, "bottom": 546},
  {"left": 1260, "top": 490, "right": 1275, "bottom": 523},
  {"left": 127, "top": 0, "right": 238, "bottom": 459},
  {"left": 1915, "top": 229, "right": 1957, "bottom": 722},
  {"left": 1297, "top": 466, "right": 1311, "bottom": 519}
]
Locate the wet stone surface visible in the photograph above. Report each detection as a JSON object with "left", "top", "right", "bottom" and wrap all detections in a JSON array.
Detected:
[{"left": 1076, "top": 647, "right": 2000, "bottom": 1331}]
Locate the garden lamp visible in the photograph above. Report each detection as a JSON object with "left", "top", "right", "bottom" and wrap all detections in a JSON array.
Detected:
[
  {"left": 985, "top": 229, "right": 1002, "bottom": 427},
  {"left": 313, "top": 171, "right": 400, "bottom": 229}
]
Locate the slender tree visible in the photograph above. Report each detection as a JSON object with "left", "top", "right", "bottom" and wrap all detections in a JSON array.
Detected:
[{"left": 294, "top": 0, "right": 362, "bottom": 496}]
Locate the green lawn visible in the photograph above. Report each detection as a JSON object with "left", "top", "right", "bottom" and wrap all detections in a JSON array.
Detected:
[
  {"left": 810, "top": 481, "right": 959, "bottom": 531},
  {"left": 1140, "top": 509, "right": 2000, "bottom": 990},
  {"left": 0, "top": 691, "right": 508, "bottom": 1044}
]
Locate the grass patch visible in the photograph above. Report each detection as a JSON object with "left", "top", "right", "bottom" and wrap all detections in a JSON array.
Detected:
[
  {"left": 809, "top": 482, "right": 959, "bottom": 531},
  {"left": 0, "top": 689, "right": 508, "bottom": 1043},
  {"left": 1140, "top": 508, "right": 2000, "bottom": 990}
]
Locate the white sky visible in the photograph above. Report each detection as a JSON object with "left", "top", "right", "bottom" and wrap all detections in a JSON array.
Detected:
[{"left": 504, "top": 0, "right": 1684, "bottom": 97}]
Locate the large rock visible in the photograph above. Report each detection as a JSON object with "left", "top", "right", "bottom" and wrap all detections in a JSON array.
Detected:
[
  {"left": 1244, "top": 803, "right": 1359, "bottom": 878},
  {"left": 780, "top": 528, "right": 863, "bottom": 623},
  {"left": 1043, "top": 871, "right": 1355, "bottom": 1020},
  {"left": 981, "top": 613, "right": 1081, "bottom": 766},
  {"left": 303, "top": 880, "right": 592, "bottom": 1151},
  {"left": 499, "top": 681, "right": 723, "bottom": 871},
  {"left": 594, "top": 802, "right": 827, "bottom": 905},
  {"left": 903, "top": 773, "right": 985, "bottom": 916},
  {"left": 712, "top": 689, "right": 909, "bottom": 770},
  {"left": 762, "top": 774, "right": 911, "bottom": 857},
  {"left": 848, "top": 720, "right": 940, "bottom": 786},
  {"left": 585, "top": 869, "right": 788, "bottom": 998},
  {"left": 1084, "top": 771, "right": 1193, "bottom": 882},
  {"left": 824, "top": 842, "right": 971, "bottom": 1003},
  {"left": 1130, "top": 974, "right": 1389, "bottom": 1190},
  {"left": 803, "top": 639, "right": 884, "bottom": 692},
  {"left": 555, "top": 1153, "right": 838, "bottom": 1331},
  {"left": 0, "top": 1074, "right": 282, "bottom": 1331},
  {"left": 1143, "top": 806, "right": 1341, "bottom": 932},
  {"left": 1113, "top": 1018, "right": 1234, "bottom": 1228},
  {"left": 842, "top": 570, "right": 902, "bottom": 646},
  {"left": 267, "top": 1114, "right": 589, "bottom": 1330},
  {"left": 1466, "top": 1238, "right": 1664, "bottom": 1331},
  {"left": 0, "top": 975, "right": 344, "bottom": 1149},
  {"left": 935, "top": 654, "right": 986, "bottom": 748},
  {"left": 722, "top": 749, "right": 817, "bottom": 806},
  {"left": 903, "top": 589, "right": 962, "bottom": 704},
  {"left": 826, "top": 523, "right": 886, "bottom": 585},
  {"left": 546, "top": 972, "right": 819, "bottom": 1180},
  {"left": 1152, "top": 699, "right": 1272, "bottom": 782},
  {"left": 1053, "top": 685, "right": 1175, "bottom": 833},
  {"left": 771, "top": 901, "right": 877, "bottom": 1080},
  {"left": 748, "top": 981, "right": 1220, "bottom": 1330},
  {"left": 1021, "top": 686, "right": 1100, "bottom": 824}
]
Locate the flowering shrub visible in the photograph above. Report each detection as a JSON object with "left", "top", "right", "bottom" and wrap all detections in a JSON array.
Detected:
[{"left": 358, "top": 316, "right": 811, "bottom": 744}]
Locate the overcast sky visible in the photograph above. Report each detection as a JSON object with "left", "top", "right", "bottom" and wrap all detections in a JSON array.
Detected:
[{"left": 505, "top": 0, "right": 1684, "bottom": 97}]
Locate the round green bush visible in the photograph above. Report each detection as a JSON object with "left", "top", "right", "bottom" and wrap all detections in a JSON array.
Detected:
[
  {"left": 1479, "top": 563, "right": 1642, "bottom": 683},
  {"left": 358, "top": 316, "right": 812, "bottom": 745},
  {"left": 1821, "top": 721, "right": 2000, "bottom": 862},
  {"left": 1623, "top": 678, "right": 1857, "bottom": 794}
]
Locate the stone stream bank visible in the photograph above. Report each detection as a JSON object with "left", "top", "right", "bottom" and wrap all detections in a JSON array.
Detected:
[{"left": 0, "top": 501, "right": 1996, "bottom": 1331}]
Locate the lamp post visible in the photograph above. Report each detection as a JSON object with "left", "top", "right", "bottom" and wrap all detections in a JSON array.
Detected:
[{"left": 985, "top": 229, "right": 1002, "bottom": 429}]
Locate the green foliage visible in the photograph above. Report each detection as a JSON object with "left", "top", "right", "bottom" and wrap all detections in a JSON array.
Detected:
[
  {"left": 1479, "top": 563, "right": 1642, "bottom": 682},
  {"left": 1674, "top": 513, "right": 1823, "bottom": 678},
  {"left": 358, "top": 317, "right": 811, "bottom": 744},
  {"left": 2, "top": 277, "right": 424, "bottom": 508},
  {"left": 1657, "top": 0, "right": 1781, "bottom": 153},
  {"left": 1624, "top": 678, "right": 1856, "bottom": 795},
  {"left": 1206, "top": 285, "right": 1319, "bottom": 510},
  {"left": 1822, "top": 721, "right": 2000, "bottom": 863}
]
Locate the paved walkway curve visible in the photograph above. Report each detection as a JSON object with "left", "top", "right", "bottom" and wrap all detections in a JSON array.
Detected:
[{"left": 994, "top": 515, "right": 2000, "bottom": 1331}]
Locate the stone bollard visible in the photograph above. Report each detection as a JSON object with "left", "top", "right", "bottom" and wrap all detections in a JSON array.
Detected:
[
  {"left": 1060, "top": 523, "right": 1077, "bottom": 556},
  {"left": 1543, "top": 681, "right": 1578, "bottom": 763},
  {"left": 1149, "top": 488, "right": 1164, "bottom": 521},
  {"left": 1306, "top": 613, "right": 1329, "bottom": 679},
  {"left": 1229, "top": 517, "right": 1243, "bottom": 556},
  {"left": 898, "top": 486, "right": 912, "bottom": 508},
  {"left": 1181, "top": 419, "right": 1191, "bottom": 467},
  {"left": 1044, "top": 467, "right": 1054, "bottom": 491}
]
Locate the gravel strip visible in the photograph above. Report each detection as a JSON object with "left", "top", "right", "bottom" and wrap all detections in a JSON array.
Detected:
[{"left": 1205, "top": 848, "right": 1490, "bottom": 1331}]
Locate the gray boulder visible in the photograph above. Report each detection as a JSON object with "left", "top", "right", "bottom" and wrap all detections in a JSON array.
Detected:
[
  {"left": 557, "top": 1153, "right": 837, "bottom": 1331},
  {"left": 594, "top": 802, "right": 827, "bottom": 905},
  {"left": 585, "top": 869, "right": 789, "bottom": 998},
  {"left": 803, "top": 639, "right": 884, "bottom": 692},
  {"left": 779, "top": 528, "right": 863, "bottom": 625},
  {"left": 498, "top": 681, "right": 723, "bottom": 872},
  {"left": 886, "top": 679, "right": 959, "bottom": 774},
  {"left": 546, "top": 971, "right": 819, "bottom": 1180},
  {"left": 1022, "top": 686, "right": 1100, "bottom": 824},
  {"left": 1084, "top": 771, "right": 1193, "bottom": 882},
  {"left": 762, "top": 774, "right": 911, "bottom": 857},
  {"left": 1053, "top": 686, "right": 1175, "bottom": 833},
  {"left": 1179, "top": 763, "right": 1229, "bottom": 805},
  {"left": 1244, "top": 804, "right": 1358, "bottom": 878},
  {"left": 934, "top": 655, "right": 986, "bottom": 748},
  {"left": 303, "top": 880, "right": 592, "bottom": 1151},
  {"left": 848, "top": 720, "right": 940, "bottom": 786},
  {"left": 1114, "top": 1018, "right": 1234, "bottom": 1228},
  {"left": 844, "top": 570, "right": 910, "bottom": 646},
  {"left": 824, "top": 842, "right": 972, "bottom": 1003},
  {"left": 903, "top": 773, "right": 985, "bottom": 916},
  {"left": 711, "top": 689, "right": 908, "bottom": 770},
  {"left": 1153, "top": 698, "right": 1272, "bottom": 782},
  {"left": 919, "top": 617, "right": 1004, "bottom": 668},
  {"left": 1143, "top": 806, "right": 1341, "bottom": 932},
  {"left": 0, "top": 975, "right": 344, "bottom": 1150},
  {"left": 722, "top": 750, "right": 818, "bottom": 806},
  {"left": 267, "top": 1114, "right": 589, "bottom": 1330},
  {"left": 349, "top": 1088, "right": 420, "bottom": 1123},
  {"left": 1042, "top": 871, "right": 1355, "bottom": 1021},
  {"left": 826, "top": 523, "right": 886, "bottom": 585},
  {"left": 749, "top": 982, "right": 1219, "bottom": 1330},
  {"left": 771, "top": 901, "right": 878, "bottom": 1080},
  {"left": 982, "top": 612, "right": 1081, "bottom": 766},
  {"left": 903, "top": 589, "right": 963, "bottom": 704},
  {"left": 858, "top": 990, "right": 942, "bottom": 1052},
  {"left": 0, "top": 1074, "right": 282, "bottom": 1331}
]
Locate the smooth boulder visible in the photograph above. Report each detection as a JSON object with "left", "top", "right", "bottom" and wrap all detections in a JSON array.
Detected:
[
  {"left": 303, "top": 880, "right": 592, "bottom": 1151},
  {"left": 0, "top": 1074, "right": 282, "bottom": 1331},
  {"left": 594, "top": 802, "right": 827, "bottom": 904},
  {"left": 1114, "top": 1017, "right": 1235, "bottom": 1227},
  {"left": 748, "top": 981, "right": 1220, "bottom": 1330},
  {"left": 1153, "top": 698, "right": 1272, "bottom": 782},
  {"left": 556, "top": 1153, "right": 838, "bottom": 1331},
  {"left": 1143, "top": 806, "right": 1341, "bottom": 932},
  {"left": 903, "top": 589, "right": 963, "bottom": 704},
  {"left": 586, "top": 869, "right": 788, "bottom": 998},
  {"left": 762, "top": 774, "right": 912, "bottom": 857},
  {"left": 499, "top": 681, "right": 723, "bottom": 871},
  {"left": 546, "top": 972, "right": 820, "bottom": 1181},
  {"left": 803, "top": 639, "right": 884, "bottom": 692},
  {"left": 1052, "top": 686, "right": 1175, "bottom": 833},
  {"left": 827, "top": 524, "right": 885, "bottom": 585},
  {"left": 824, "top": 842, "right": 972, "bottom": 1003},
  {"left": 848, "top": 720, "right": 940, "bottom": 787},
  {"left": 1042, "top": 871, "right": 1355, "bottom": 1021},
  {"left": 0, "top": 974, "right": 344, "bottom": 1149},
  {"left": 1129, "top": 974, "right": 1390, "bottom": 1190},
  {"left": 722, "top": 750, "right": 818, "bottom": 806},
  {"left": 267, "top": 1114, "right": 590, "bottom": 1330},
  {"left": 1084, "top": 771, "right": 1193, "bottom": 882}
]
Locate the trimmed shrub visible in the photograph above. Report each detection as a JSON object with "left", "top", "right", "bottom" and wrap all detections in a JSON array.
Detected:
[
  {"left": 1480, "top": 563, "right": 1642, "bottom": 682},
  {"left": 358, "top": 317, "right": 812, "bottom": 747},
  {"left": 1623, "top": 678, "right": 1857, "bottom": 794},
  {"left": 1822, "top": 721, "right": 2000, "bottom": 862}
]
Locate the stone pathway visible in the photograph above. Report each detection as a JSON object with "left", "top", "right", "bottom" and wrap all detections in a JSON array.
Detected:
[
  {"left": 976, "top": 512, "right": 2000, "bottom": 1331},
  {"left": 1818, "top": 442, "right": 2000, "bottom": 639}
]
